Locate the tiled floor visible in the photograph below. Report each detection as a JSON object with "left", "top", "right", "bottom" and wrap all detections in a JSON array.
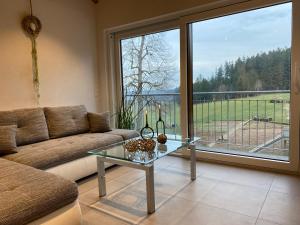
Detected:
[{"left": 78, "top": 156, "right": 300, "bottom": 225}]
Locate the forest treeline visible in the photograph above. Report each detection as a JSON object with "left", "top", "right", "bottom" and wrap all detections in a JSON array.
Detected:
[{"left": 193, "top": 48, "right": 291, "bottom": 96}]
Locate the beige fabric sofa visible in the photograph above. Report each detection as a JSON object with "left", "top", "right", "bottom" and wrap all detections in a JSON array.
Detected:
[
  {"left": 0, "top": 105, "right": 139, "bottom": 225},
  {"left": 0, "top": 158, "right": 79, "bottom": 225}
]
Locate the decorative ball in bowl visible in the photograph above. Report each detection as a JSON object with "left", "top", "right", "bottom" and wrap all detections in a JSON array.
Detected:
[
  {"left": 157, "top": 134, "right": 167, "bottom": 144},
  {"left": 124, "top": 140, "right": 139, "bottom": 152},
  {"left": 140, "top": 139, "right": 156, "bottom": 152},
  {"left": 124, "top": 139, "right": 156, "bottom": 152}
]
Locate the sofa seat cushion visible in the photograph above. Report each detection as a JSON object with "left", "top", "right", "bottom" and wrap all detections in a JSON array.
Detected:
[
  {"left": 44, "top": 105, "right": 90, "bottom": 139},
  {"left": 0, "top": 158, "right": 78, "bottom": 225},
  {"left": 3, "top": 133, "right": 123, "bottom": 169},
  {"left": 0, "top": 108, "right": 49, "bottom": 146},
  {"left": 105, "top": 129, "right": 140, "bottom": 140}
]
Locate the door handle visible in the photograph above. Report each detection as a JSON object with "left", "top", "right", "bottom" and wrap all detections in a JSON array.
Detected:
[{"left": 295, "top": 63, "right": 300, "bottom": 95}]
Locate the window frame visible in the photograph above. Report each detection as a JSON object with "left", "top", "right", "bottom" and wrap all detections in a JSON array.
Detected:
[
  {"left": 180, "top": 0, "right": 299, "bottom": 172},
  {"left": 113, "top": 20, "right": 188, "bottom": 139},
  {"left": 108, "top": 0, "right": 300, "bottom": 173}
]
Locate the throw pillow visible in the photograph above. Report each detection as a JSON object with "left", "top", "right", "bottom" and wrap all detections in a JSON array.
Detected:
[
  {"left": 88, "top": 112, "right": 111, "bottom": 133},
  {"left": 0, "top": 125, "right": 17, "bottom": 155}
]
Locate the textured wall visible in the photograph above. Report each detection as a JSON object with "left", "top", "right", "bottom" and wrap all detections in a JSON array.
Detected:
[{"left": 0, "top": 0, "right": 98, "bottom": 111}]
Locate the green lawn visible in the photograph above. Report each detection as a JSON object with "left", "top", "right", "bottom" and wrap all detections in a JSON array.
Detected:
[
  {"left": 193, "top": 93, "right": 290, "bottom": 124},
  {"left": 136, "top": 93, "right": 290, "bottom": 135}
]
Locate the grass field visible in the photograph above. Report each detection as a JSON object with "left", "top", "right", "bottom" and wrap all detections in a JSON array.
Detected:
[
  {"left": 193, "top": 93, "right": 290, "bottom": 124},
  {"left": 135, "top": 93, "right": 290, "bottom": 135}
]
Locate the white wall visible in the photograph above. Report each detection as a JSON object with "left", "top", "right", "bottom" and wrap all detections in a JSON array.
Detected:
[
  {"left": 0, "top": 0, "right": 98, "bottom": 111},
  {"left": 0, "top": 0, "right": 219, "bottom": 112}
]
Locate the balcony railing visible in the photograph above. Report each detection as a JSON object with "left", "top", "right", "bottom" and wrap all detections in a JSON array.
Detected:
[{"left": 125, "top": 90, "right": 290, "bottom": 160}]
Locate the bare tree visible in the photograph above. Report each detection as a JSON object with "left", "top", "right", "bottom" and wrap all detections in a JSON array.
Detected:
[{"left": 121, "top": 33, "right": 176, "bottom": 129}]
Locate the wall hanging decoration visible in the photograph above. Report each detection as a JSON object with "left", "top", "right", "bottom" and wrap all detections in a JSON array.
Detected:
[
  {"left": 22, "top": 0, "right": 42, "bottom": 105},
  {"left": 156, "top": 105, "right": 167, "bottom": 144},
  {"left": 140, "top": 110, "right": 154, "bottom": 139}
]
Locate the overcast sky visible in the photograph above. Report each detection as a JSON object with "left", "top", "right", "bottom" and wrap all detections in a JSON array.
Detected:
[
  {"left": 122, "top": 2, "right": 292, "bottom": 90},
  {"left": 163, "top": 2, "right": 292, "bottom": 84}
]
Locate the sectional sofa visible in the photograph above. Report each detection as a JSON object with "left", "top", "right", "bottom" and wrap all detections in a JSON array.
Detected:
[{"left": 0, "top": 105, "right": 139, "bottom": 225}]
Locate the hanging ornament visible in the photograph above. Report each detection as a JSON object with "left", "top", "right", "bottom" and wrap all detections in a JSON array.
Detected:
[{"left": 22, "top": 0, "right": 42, "bottom": 105}]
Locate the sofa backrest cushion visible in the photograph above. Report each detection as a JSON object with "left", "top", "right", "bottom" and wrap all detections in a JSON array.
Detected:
[
  {"left": 44, "top": 105, "right": 90, "bottom": 139},
  {"left": 0, "top": 108, "right": 50, "bottom": 146},
  {"left": 0, "top": 125, "right": 17, "bottom": 155}
]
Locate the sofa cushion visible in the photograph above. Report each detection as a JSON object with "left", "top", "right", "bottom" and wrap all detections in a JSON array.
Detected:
[
  {"left": 0, "top": 108, "right": 49, "bottom": 146},
  {"left": 88, "top": 111, "right": 111, "bottom": 133},
  {"left": 44, "top": 105, "right": 90, "bottom": 139},
  {"left": 0, "top": 158, "right": 78, "bottom": 225},
  {"left": 105, "top": 129, "right": 140, "bottom": 140},
  {"left": 0, "top": 125, "right": 17, "bottom": 155},
  {"left": 3, "top": 133, "right": 123, "bottom": 169}
]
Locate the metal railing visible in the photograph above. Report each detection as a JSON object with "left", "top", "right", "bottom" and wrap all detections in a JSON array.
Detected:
[{"left": 125, "top": 90, "right": 290, "bottom": 160}]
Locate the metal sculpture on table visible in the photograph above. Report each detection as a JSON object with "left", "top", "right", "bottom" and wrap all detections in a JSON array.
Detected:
[
  {"left": 156, "top": 105, "right": 167, "bottom": 144},
  {"left": 140, "top": 110, "right": 154, "bottom": 139}
]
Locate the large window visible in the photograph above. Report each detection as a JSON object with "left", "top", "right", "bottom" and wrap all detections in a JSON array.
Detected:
[
  {"left": 113, "top": 0, "right": 300, "bottom": 171},
  {"left": 190, "top": 3, "right": 292, "bottom": 161},
  {"left": 119, "top": 29, "right": 181, "bottom": 138}
]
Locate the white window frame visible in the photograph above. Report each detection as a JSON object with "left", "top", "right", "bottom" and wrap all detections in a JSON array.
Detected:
[
  {"left": 106, "top": 0, "right": 300, "bottom": 173},
  {"left": 112, "top": 20, "right": 188, "bottom": 139},
  {"left": 180, "top": 0, "right": 300, "bottom": 173}
]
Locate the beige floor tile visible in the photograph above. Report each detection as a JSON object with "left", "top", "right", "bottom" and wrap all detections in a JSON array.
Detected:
[
  {"left": 256, "top": 219, "right": 280, "bottom": 225},
  {"left": 271, "top": 174, "right": 300, "bottom": 197},
  {"left": 117, "top": 169, "right": 145, "bottom": 185},
  {"left": 175, "top": 203, "right": 256, "bottom": 225},
  {"left": 198, "top": 163, "right": 234, "bottom": 180},
  {"left": 134, "top": 167, "right": 190, "bottom": 196},
  {"left": 78, "top": 175, "right": 98, "bottom": 194},
  {"left": 106, "top": 166, "right": 135, "bottom": 181},
  {"left": 198, "top": 163, "right": 274, "bottom": 189},
  {"left": 156, "top": 156, "right": 205, "bottom": 175},
  {"left": 259, "top": 191, "right": 300, "bottom": 225},
  {"left": 81, "top": 205, "right": 130, "bottom": 225},
  {"left": 222, "top": 168, "right": 274, "bottom": 189},
  {"left": 77, "top": 158, "right": 300, "bottom": 225},
  {"left": 200, "top": 181, "right": 268, "bottom": 217},
  {"left": 80, "top": 203, "right": 90, "bottom": 215},
  {"left": 77, "top": 166, "right": 134, "bottom": 195},
  {"left": 140, "top": 196, "right": 198, "bottom": 225},
  {"left": 79, "top": 180, "right": 128, "bottom": 206},
  {"left": 167, "top": 157, "right": 191, "bottom": 172},
  {"left": 92, "top": 185, "right": 171, "bottom": 224},
  {"left": 162, "top": 155, "right": 186, "bottom": 164},
  {"left": 154, "top": 157, "right": 172, "bottom": 168},
  {"left": 175, "top": 177, "right": 218, "bottom": 202}
]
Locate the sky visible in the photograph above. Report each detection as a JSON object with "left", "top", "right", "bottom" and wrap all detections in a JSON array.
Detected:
[
  {"left": 121, "top": 2, "right": 292, "bottom": 90},
  {"left": 163, "top": 2, "right": 292, "bottom": 84}
]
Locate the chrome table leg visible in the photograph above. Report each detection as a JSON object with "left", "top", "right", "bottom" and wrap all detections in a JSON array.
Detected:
[
  {"left": 145, "top": 164, "right": 155, "bottom": 214},
  {"left": 190, "top": 144, "right": 196, "bottom": 181},
  {"left": 97, "top": 157, "right": 106, "bottom": 197}
]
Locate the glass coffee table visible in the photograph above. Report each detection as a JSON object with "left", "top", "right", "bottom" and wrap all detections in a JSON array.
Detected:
[{"left": 88, "top": 138, "right": 197, "bottom": 214}]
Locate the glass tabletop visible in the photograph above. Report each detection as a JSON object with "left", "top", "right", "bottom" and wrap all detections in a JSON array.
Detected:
[{"left": 88, "top": 138, "right": 196, "bottom": 165}]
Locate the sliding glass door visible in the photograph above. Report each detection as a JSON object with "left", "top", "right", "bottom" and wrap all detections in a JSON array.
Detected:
[
  {"left": 113, "top": 0, "right": 299, "bottom": 171},
  {"left": 189, "top": 3, "right": 293, "bottom": 161}
]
